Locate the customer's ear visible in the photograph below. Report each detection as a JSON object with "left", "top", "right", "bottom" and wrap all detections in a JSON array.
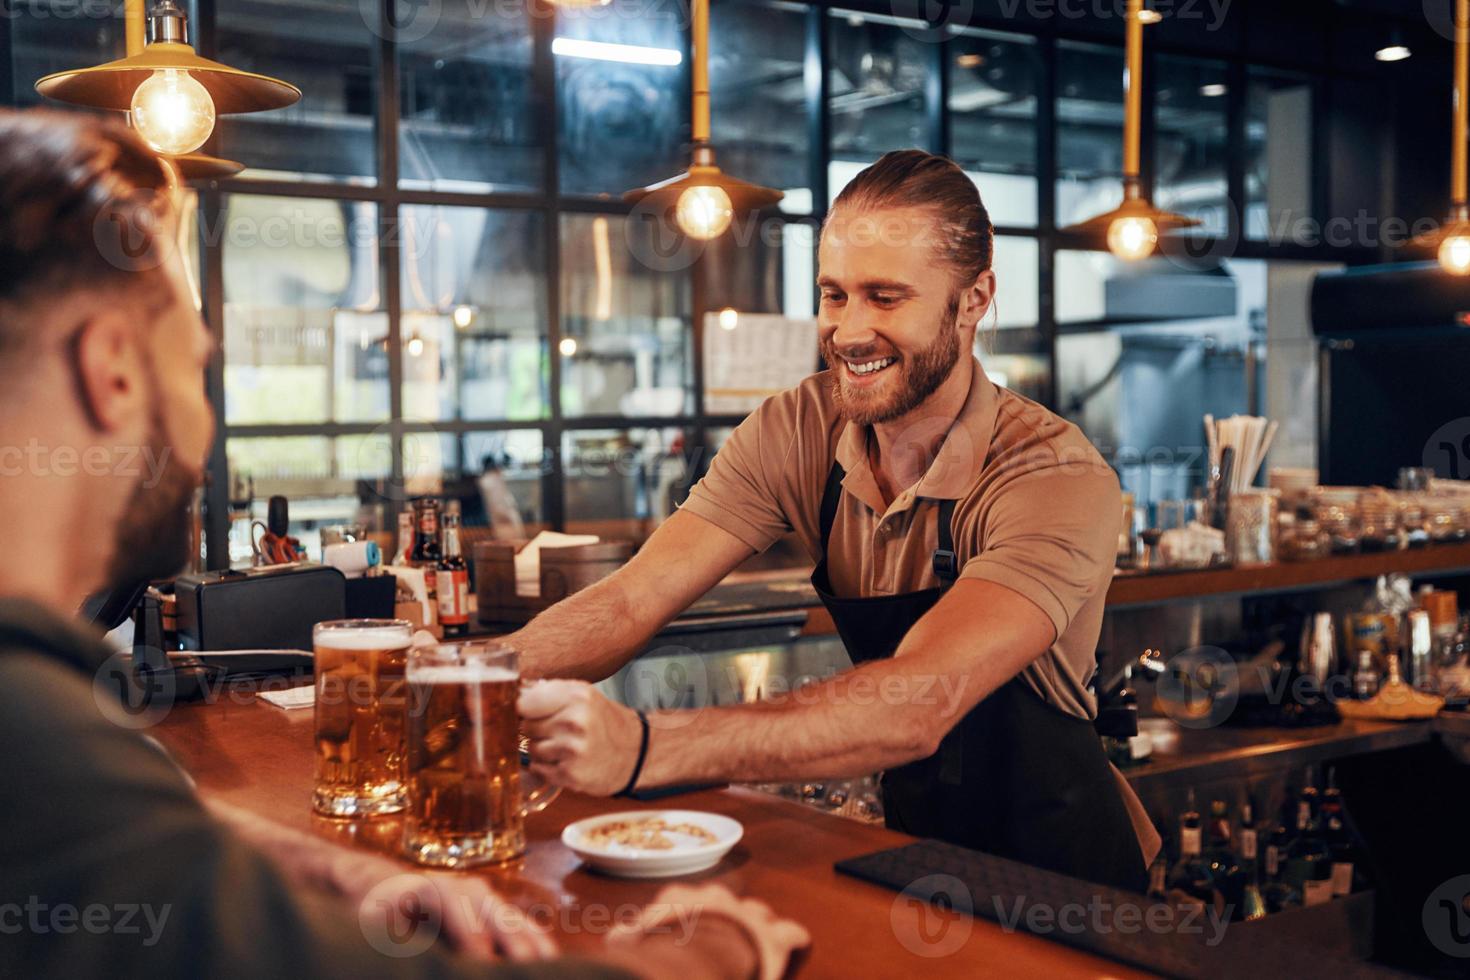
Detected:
[{"left": 73, "top": 309, "right": 146, "bottom": 435}]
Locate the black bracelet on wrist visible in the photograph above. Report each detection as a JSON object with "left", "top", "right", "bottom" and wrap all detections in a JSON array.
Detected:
[{"left": 614, "top": 709, "right": 651, "bottom": 798}]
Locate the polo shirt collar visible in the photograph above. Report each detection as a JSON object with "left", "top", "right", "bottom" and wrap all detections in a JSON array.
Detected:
[{"left": 834, "top": 357, "right": 999, "bottom": 509}]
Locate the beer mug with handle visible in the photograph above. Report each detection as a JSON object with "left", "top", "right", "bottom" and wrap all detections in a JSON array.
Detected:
[{"left": 403, "top": 640, "right": 560, "bottom": 867}]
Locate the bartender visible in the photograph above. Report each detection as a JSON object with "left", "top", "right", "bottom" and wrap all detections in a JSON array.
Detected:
[{"left": 517, "top": 149, "right": 1160, "bottom": 893}]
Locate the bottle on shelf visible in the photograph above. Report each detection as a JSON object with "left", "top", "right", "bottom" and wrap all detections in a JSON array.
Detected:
[
  {"left": 1262, "top": 816, "right": 1302, "bottom": 914},
  {"left": 1285, "top": 769, "right": 1334, "bottom": 907},
  {"left": 1321, "top": 767, "right": 1365, "bottom": 898},
  {"left": 1166, "top": 789, "right": 1215, "bottom": 911},
  {"left": 436, "top": 501, "right": 470, "bottom": 638},
  {"left": 1147, "top": 847, "right": 1169, "bottom": 903},
  {"left": 1203, "top": 799, "right": 1246, "bottom": 919},
  {"left": 410, "top": 497, "right": 443, "bottom": 568},
  {"left": 1237, "top": 796, "right": 1267, "bottom": 921},
  {"left": 393, "top": 509, "right": 414, "bottom": 566}
]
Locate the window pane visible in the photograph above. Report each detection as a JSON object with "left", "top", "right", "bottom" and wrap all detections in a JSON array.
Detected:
[
  {"left": 828, "top": 10, "right": 928, "bottom": 203},
  {"left": 217, "top": 0, "right": 377, "bottom": 184},
  {"left": 225, "top": 433, "right": 391, "bottom": 564},
  {"left": 10, "top": 3, "right": 125, "bottom": 107},
  {"left": 700, "top": 219, "right": 817, "bottom": 319},
  {"left": 398, "top": 2, "right": 541, "bottom": 192},
  {"left": 222, "top": 194, "right": 388, "bottom": 424},
  {"left": 1154, "top": 56, "right": 1229, "bottom": 238},
  {"left": 556, "top": 0, "right": 688, "bottom": 197},
  {"left": 711, "top": 0, "right": 812, "bottom": 214},
  {"left": 993, "top": 234, "right": 1038, "bottom": 329},
  {"left": 1054, "top": 250, "right": 1266, "bottom": 505},
  {"left": 1057, "top": 41, "right": 1124, "bottom": 228},
  {"left": 463, "top": 431, "right": 547, "bottom": 529},
  {"left": 949, "top": 29, "right": 1039, "bottom": 228},
  {"left": 563, "top": 427, "right": 692, "bottom": 543},
  {"left": 982, "top": 235, "right": 1046, "bottom": 402},
  {"left": 559, "top": 213, "right": 692, "bottom": 417},
  {"left": 399, "top": 206, "right": 548, "bottom": 422},
  {"left": 1246, "top": 69, "right": 1313, "bottom": 241}
]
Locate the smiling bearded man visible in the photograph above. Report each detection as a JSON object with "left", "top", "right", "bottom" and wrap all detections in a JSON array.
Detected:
[{"left": 503, "top": 149, "right": 1162, "bottom": 894}]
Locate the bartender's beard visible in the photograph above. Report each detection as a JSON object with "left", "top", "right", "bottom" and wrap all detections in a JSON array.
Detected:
[
  {"left": 823, "top": 295, "right": 963, "bottom": 426},
  {"left": 104, "top": 399, "right": 201, "bottom": 591}
]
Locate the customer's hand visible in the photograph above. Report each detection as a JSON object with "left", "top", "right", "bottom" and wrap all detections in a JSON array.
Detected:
[
  {"left": 608, "top": 884, "right": 810, "bottom": 980},
  {"left": 519, "top": 679, "right": 645, "bottom": 795},
  {"left": 207, "top": 799, "right": 555, "bottom": 961},
  {"left": 351, "top": 862, "right": 557, "bottom": 963}
]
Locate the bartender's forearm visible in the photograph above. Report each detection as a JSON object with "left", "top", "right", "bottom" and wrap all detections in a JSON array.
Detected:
[
  {"left": 512, "top": 510, "right": 755, "bottom": 681},
  {"left": 638, "top": 578, "right": 1054, "bottom": 786}
]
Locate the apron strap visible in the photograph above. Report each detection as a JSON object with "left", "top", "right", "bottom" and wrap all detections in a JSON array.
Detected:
[
  {"left": 817, "top": 462, "right": 846, "bottom": 559},
  {"left": 933, "top": 498, "right": 959, "bottom": 584},
  {"left": 818, "top": 461, "right": 960, "bottom": 586}
]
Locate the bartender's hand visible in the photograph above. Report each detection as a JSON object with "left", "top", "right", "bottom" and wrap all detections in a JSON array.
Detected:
[
  {"left": 518, "top": 680, "right": 645, "bottom": 795},
  {"left": 606, "top": 884, "right": 810, "bottom": 980}
]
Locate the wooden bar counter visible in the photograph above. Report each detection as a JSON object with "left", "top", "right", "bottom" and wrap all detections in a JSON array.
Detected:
[{"left": 149, "top": 685, "right": 1149, "bottom": 980}]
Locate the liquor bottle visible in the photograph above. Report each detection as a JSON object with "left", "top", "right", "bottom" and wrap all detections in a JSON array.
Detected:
[
  {"left": 1321, "top": 767, "right": 1363, "bottom": 897},
  {"left": 1166, "top": 789, "right": 1214, "bottom": 910},
  {"left": 1203, "top": 799, "right": 1246, "bottom": 919},
  {"left": 410, "top": 498, "right": 442, "bottom": 567},
  {"left": 1286, "top": 771, "right": 1333, "bottom": 907},
  {"left": 393, "top": 510, "right": 414, "bottom": 566},
  {"left": 1147, "top": 848, "right": 1169, "bottom": 902},
  {"left": 436, "top": 502, "right": 470, "bottom": 638},
  {"left": 1262, "top": 818, "right": 1302, "bottom": 913},
  {"left": 1237, "top": 796, "right": 1267, "bottom": 921}
]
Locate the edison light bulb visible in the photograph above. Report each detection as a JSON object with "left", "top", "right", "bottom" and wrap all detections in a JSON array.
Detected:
[
  {"left": 1440, "top": 234, "right": 1470, "bottom": 275},
  {"left": 1107, "top": 215, "right": 1158, "bottom": 261},
  {"left": 675, "top": 185, "right": 733, "bottom": 240},
  {"left": 130, "top": 69, "right": 216, "bottom": 155},
  {"left": 718, "top": 307, "right": 739, "bottom": 330}
]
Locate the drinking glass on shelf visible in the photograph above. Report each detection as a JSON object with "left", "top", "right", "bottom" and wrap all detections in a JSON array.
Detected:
[
  {"left": 312, "top": 619, "right": 413, "bottom": 817},
  {"left": 1227, "top": 490, "right": 1279, "bottom": 566},
  {"left": 402, "top": 641, "right": 560, "bottom": 867}
]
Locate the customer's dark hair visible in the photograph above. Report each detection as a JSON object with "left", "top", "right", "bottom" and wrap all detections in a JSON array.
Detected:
[
  {"left": 829, "top": 149, "right": 994, "bottom": 285},
  {"left": 0, "top": 109, "right": 174, "bottom": 340}
]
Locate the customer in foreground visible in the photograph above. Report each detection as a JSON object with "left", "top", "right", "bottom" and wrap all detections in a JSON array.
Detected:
[{"left": 0, "top": 108, "right": 807, "bottom": 980}]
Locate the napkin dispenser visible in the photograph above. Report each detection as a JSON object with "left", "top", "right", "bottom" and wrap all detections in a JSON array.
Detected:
[{"left": 174, "top": 562, "right": 346, "bottom": 651}]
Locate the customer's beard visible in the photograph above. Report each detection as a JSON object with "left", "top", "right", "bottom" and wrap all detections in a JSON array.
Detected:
[
  {"left": 824, "top": 300, "right": 963, "bottom": 426},
  {"left": 104, "top": 409, "right": 199, "bottom": 591}
]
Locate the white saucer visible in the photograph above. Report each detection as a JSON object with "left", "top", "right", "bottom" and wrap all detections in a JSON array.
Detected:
[{"left": 561, "top": 810, "right": 743, "bottom": 879}]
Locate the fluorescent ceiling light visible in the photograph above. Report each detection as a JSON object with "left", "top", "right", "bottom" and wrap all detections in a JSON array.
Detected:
[
  {"left": 551, "top": 37, "right": 682, "bottom": 66},
  {"left": 1375, "top": 44, "right": 1411, "bottom": 62},
  {"left": 1199, "top": 83, "right": 1227, "bottom": 97}
]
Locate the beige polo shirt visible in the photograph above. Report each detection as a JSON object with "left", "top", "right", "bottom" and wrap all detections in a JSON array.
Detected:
[{"left": 682, "top": 357, "right": 1122, "bottom": 721}]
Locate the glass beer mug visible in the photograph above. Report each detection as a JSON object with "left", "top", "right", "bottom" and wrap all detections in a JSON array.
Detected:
[
  {"left": 311, "top": 619, "right": 414, "bottom": 817},
  {"left": 403, "top": 641, "right": 560, "bottom": 867}
]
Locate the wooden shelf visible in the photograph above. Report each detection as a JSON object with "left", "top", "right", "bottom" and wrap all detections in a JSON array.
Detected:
[{"left": 1106, "top": 540, "right": 1470, "bottom": 608}]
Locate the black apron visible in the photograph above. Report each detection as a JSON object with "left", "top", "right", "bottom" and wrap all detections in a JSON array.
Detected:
[{"left": 812, "top": 463, "right": 1148, "bottom": 893}]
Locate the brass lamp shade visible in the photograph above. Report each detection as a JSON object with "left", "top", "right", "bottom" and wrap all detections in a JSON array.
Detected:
[
  {"left": 1061, "top": 196, "right": 1201, "bottom": 239},
  {"left": 1410, "top": 205, "right": 1470, "bottom": 249},
  {"left": 169, "top": 152, "right": 245, "bottom": 181},
  {"left": 35, "top": 42, "right": 300, "bottom": 114},
  {"left": 623, "top": 163, "right": 784, "bottom": 212}
]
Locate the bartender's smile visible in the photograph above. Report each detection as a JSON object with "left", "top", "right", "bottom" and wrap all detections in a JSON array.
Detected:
[{"left": 839, "top": 352, "right": 898, "bottom": 382}]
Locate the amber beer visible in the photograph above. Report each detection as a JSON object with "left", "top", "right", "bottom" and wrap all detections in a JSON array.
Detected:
[
  {"left": 403, "top": 643, "right": 558, "bottom": 867},
  {"left": 312, "top": 619, "right": 413, "bottom": 817}
]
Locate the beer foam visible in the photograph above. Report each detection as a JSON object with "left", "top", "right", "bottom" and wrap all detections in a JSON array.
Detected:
[
  {"left": 315, "top": 627, "right": 412, "bottom": 651},
  {"left": 407, "top": 665, "right": 518, "bottom": 684}
]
